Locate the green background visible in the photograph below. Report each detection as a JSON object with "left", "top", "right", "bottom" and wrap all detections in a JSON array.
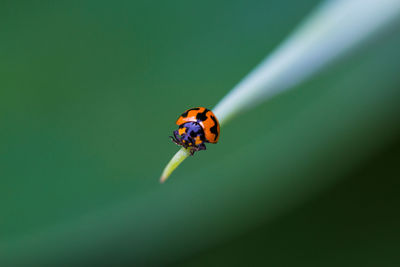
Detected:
[{"left": 1, "top": 0, "right": 400, "bottom": 266}]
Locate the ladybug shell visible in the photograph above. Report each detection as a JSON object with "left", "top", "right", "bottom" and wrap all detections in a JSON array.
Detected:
[{"left": 176, "top": 107, "right": 220, "bottom": 143}]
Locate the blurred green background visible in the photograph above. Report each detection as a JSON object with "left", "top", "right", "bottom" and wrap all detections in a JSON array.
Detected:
[{"left": 1, "top": 0, "right": 400, "bottom": 266}]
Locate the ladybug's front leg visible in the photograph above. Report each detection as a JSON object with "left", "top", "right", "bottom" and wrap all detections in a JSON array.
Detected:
[
  {"left": 170, "top": 130, "right": 181, "bottom": 145},
  {"left": 198, "top": 143, "right": 206, "bottom": 151},
  {"left": 189, "top": 143, "right": 206, "bottom": 156},
  {"left": 174, "top": 130, "right": 181, "bottom": 140}
]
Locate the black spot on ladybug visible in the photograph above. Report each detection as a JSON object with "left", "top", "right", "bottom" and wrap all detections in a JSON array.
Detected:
[
  {"left": 196, "top": 108, "right": 209, "bottom": 122},
  {"left": 210, "top": 115, "right": 219, "bottom": 139},
  {"left": 181, "top": 108, "right": 200, "bottom": 118},
  {"left": 190, "top": 131, "right": 197, "bottom": 138}
]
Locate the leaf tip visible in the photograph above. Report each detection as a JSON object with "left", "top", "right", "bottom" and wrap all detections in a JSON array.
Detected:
[
  {"left": 159, "top": 174, "right": 168, "bottom": 184},
  {"left": 159, "top": 148, "right": 191, "bottom": 184}
]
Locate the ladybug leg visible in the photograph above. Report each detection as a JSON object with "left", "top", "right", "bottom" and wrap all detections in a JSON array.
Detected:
[
  {"left": 189, "top": 147, "right": 197, "bottom": 156},
  {"left": 189, "top": 143, "right": 206, "bottom": 156},
  {"left": 170, "top": 130, "right": 182, "bottom": 145},
  {"left": 169, "top": 134, "right": 178, "bottom": 144},
  {"left": 198, "top": 143, "right": 206, "bottom": 151},
  {"left": 170, "top": 136, "right": 179, "bottom": 145},
  {"left": 173, "top": 130, "right": 180, "bottom": 140}
]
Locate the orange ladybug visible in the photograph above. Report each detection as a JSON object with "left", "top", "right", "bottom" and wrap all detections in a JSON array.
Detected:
[{"left": 170, "top": 107, "right": 220, "bottom": 155}]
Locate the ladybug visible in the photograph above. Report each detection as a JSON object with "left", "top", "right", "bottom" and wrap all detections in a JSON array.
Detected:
[{"left": 170, "top": 107, "right": 220, "bottom": 155}]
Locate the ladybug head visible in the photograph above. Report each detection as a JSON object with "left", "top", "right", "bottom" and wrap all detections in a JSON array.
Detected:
[{"left": 170, "top": 122, "right": 207, "bottom": 155}]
